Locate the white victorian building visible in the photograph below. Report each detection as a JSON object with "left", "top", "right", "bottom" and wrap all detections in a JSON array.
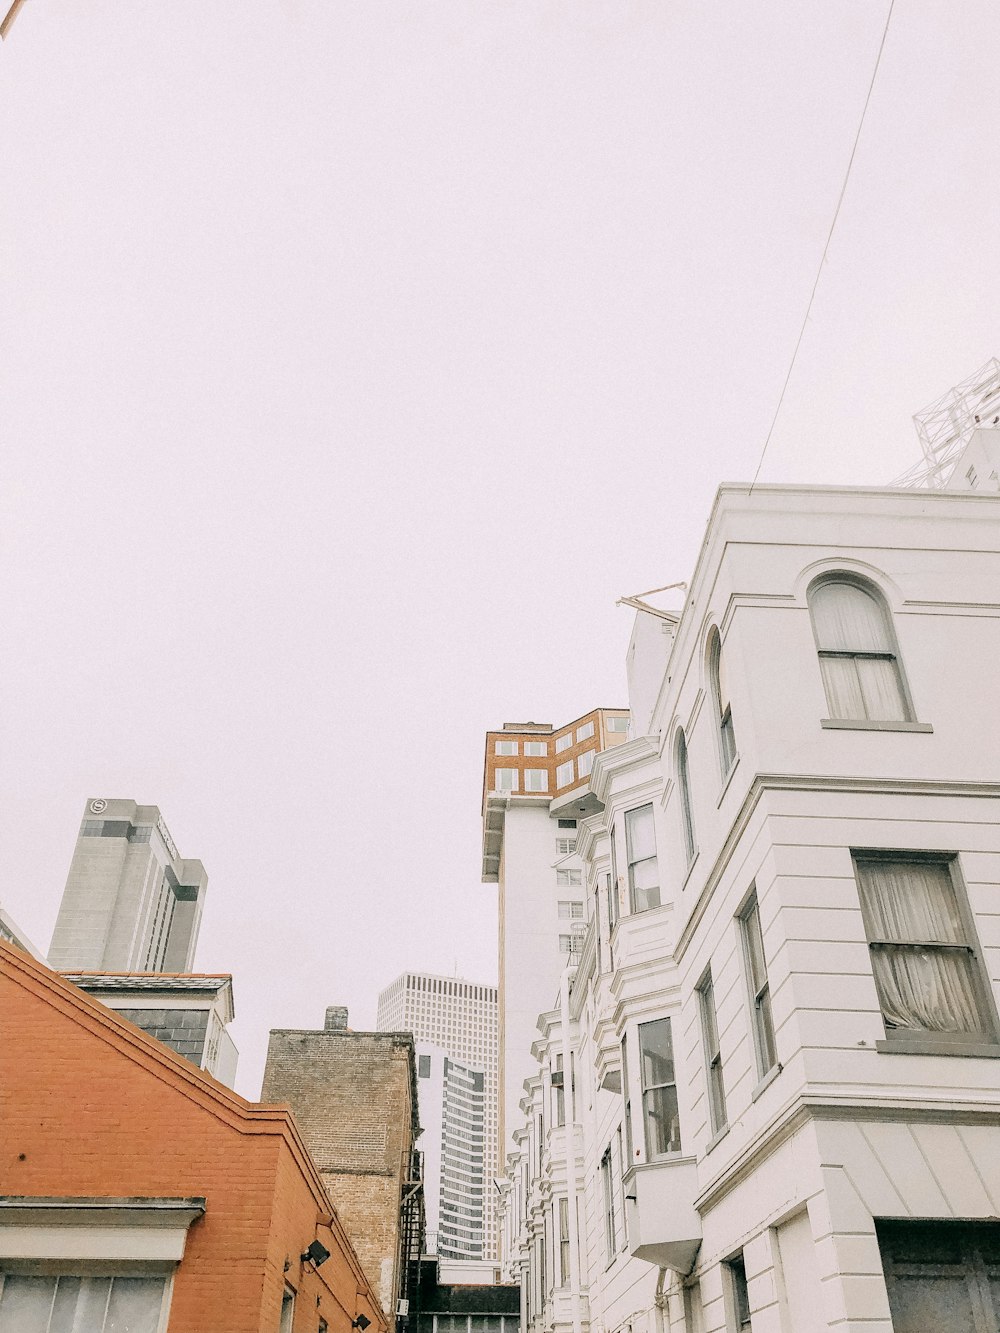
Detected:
[{"left": 497, "top": 428, "right": 1000, "bottom": 1333}]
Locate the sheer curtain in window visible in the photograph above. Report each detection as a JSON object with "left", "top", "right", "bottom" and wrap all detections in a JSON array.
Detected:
[
  {"left": 809, "top": 581, "right": 909, "bottom": 721},
  {"left": 856, "top": 859, "right": 988, "bottom": 1035}
]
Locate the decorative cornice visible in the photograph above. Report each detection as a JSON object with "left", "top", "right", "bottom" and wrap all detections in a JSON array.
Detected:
[
  {"left": 674, "top": 772, "right": 1000, "bottom": 964},
  {"left": 695, "top": 1092, "right": 1000, "bottom": 1214},
  {"left": 590, "top": 737, "right": 660, "bottom": 807}
]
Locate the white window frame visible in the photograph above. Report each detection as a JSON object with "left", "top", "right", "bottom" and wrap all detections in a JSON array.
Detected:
[
  {"left": 555, "top": 760, "right": 575, "bottom": 788},
  {"left": 494, "top": 768, "right": 519, "bottom": 793},
  {"left": 576, "top": 721, "right": 595, "bottom": 743},
  {"left": 698, "top": 967, "right": 727, "bottom": 1135},
  {"left": 280, "top": 1285, "right": 295, "bottom": 1333},
  {"left": 555, "top": 733, "right": 573, "bottom": 753},
  {"left": 676, "top": 729, "right": 696, "bottom": 865},
  {"left": 708, "top": 628, "right": 736, "bottom": 780},
  {"left": 495, "top": 740, "right": 518, "bottom": 756},
  {"left": 0, "top": 1272, "right": 173, "bottom": 1332},
  {"left": 577, "top": 749, "right": 596, "bottom": 779},
  {"left": 524, "top": 768, "right": 548, "bottom": 792},
  {"left": 637, "top": 1017, "right": 681, "bottom": 1158},
  {"left": 625, "top": 803, "right": 659, "bottom": 913},
  {"left": 807, "top": 574, "right": 917, "bottom": 727},
  {"left": 852, "top": 851, "right": 1000, "bottom": 1055},
  {"left": 524, "top": 740, "right": 547, "bottom": 756},
  {"left": 738, "top": 889, "right": 777, "bottom": 1079}
]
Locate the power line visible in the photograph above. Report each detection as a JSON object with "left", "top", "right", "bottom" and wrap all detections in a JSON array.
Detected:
[{"left": 749, "top": 0, "right": 896, "bottom": 492}]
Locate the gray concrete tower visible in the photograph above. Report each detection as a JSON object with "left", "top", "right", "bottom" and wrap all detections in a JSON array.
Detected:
[{"left": 48, "top": 797, "right": 207, "bottom": 973}]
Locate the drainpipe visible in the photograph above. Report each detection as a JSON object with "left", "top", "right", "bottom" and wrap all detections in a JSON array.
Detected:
[
  {"left": 560, "top": 966, "right": 584, "bottom": 1333},
  {"left": 653, "top": 1266, "right": 673, "bottom": 1333}
]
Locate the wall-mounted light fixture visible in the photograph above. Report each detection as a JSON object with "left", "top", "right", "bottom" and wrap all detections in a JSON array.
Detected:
[
  {"left": 352, "top": 1315, "right": 372, "bottom": 1330},
  {"left": 301, "top": 1240, "right": 331, "bottom": 1268}
]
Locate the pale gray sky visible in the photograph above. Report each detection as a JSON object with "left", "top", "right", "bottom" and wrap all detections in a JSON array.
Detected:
[{"left": 2, "top": 2, "right": 998, "bottom": 1098}]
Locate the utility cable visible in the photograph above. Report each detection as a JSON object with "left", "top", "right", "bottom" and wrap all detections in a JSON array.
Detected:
[{"left": 749, "top": 0, "right": 895, "bottom": 492}]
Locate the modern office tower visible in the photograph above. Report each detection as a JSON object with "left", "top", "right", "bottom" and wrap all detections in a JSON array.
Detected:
[
  {"left": 478, "top": 709, "right": 630, "bottom": 1161},
  {"left": 500, "top": 421, "right": 1000, "bottom": 1333},
  {"left": 48, "top": 798, "right": 207, "bottom": 973},
  {"left": 414, "top": 1044, "right": 488, "bottom": 1265},
  {"left": 377, "top": 973, "right": 499, "bottom": 1264}
]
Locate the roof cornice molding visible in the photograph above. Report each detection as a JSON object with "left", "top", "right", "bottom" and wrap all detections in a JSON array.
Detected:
[
  {"left": 589, "top": 736, "right": 659, "bottom": 806},
  {"left": 674, "top": 772, "right": 1000, "bottom": 964}
]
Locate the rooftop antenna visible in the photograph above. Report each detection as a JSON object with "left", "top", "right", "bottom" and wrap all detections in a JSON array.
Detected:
[
  {"left": 616, "top": 582, "right": 686, "bottom": 623},
  {"left": 1, "top": 0, "right": 29, "bottom": 40},
  {"left": 893, "top": 357, "right": 1000, "bottom": 488}
]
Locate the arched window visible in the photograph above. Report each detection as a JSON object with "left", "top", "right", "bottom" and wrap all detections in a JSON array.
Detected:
[
  {"left": 708, "top": 628, "right": 736, "bottom": 778},
  {"left": 676, "top": 728, "right": 696, "bottom": 864},
  {"left": 808, "top": 577, "right": 911, "bottom": 722}
]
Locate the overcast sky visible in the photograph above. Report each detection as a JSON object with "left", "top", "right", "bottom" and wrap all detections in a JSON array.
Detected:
[{"left": 2, "top": 1, "right": 998, "bottom": 1098}]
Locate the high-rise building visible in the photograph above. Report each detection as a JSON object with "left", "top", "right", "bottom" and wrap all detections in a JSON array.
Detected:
[
  {"left": 47, "top": 797, "right": 239, "bottom": 1086},
  {"left": 413, "top": 1043, "right": 488, "bottom": 1265},
  {"left": 377, "top": 973, "right": 498, "bottom": 1263},
  {"left": 479, "top": 710, "right": 630, "bottom": 1161},
  {"left": 49, "top": 798, "right": 207, "bottom": 973}
]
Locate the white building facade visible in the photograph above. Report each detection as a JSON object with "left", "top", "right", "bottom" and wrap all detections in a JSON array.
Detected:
[
  {"left": 377, "top": 971, "right": 499, "bottom": 1262},
  {"left": 499, "top": 434, "right": 1000, "bottom": 1333}
]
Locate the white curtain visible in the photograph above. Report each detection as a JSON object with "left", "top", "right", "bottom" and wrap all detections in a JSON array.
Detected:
[
  {"left": 811, "top": 581, "right": 893, "bottom": 652},
  {"left": 0, "top": 1276, "right": 164, "bottom": 1333},
  {"left": 856, "top": 860, "right": 985, "bottom": 1035},
  {"left": 811, "top": 581, "right": 908, "bottom": 721},
  {"left": 819, "top": 656, "right": 908, "bottom": 722}
]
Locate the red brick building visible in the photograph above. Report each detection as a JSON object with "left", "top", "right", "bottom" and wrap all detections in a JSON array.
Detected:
[{"left": 0, "top": 940, "right": 388, "bottom": 1333}]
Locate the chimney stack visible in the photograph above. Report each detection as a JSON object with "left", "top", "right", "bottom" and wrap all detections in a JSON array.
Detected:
[{"left": 325, "top": 1005, "right": 348, "bottom": 1032}]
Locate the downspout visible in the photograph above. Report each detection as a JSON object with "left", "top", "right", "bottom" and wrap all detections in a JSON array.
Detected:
[
  {"left": 653, "top": 1265, "right": 674, "bottom": 1333},
  {"left": 560, "top": 965, "right": 584, "bottom": 1333}
]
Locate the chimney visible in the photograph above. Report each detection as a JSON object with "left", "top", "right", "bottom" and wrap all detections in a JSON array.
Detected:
[{"left": 325, "top": 1005, "right": 348, "bottom": 1032}]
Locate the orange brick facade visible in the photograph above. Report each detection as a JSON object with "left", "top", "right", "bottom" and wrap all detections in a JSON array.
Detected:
[
  {"left": 0, "top": 942, "right": 387, "bottom": 1333},
  {"left": 481, "top": 708, "right": 629, "bottom": 810}
]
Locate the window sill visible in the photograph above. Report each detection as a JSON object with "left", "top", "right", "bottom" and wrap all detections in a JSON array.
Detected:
[
  {"left": 681, "top": 851, "right": 700, "bottom": 893},
  {"left": 820, "top": 718, "right": 933, "bottom": 733},
  {"left": 704, "top": 1124, "right": 730, "bottom": 1154},
  {"left": 875, "top": 1038, "right": 1000, "bottom": 1058},
  {"left": 716, "top": 756, "right": 740, "bottom": 809},
  {"left": 750, "top": 1063, "right": 782, "bottom": 1102}
]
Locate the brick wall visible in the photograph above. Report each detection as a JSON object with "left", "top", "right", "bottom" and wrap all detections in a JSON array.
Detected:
[
  {"left": 262, "top": 1029, "right": 418, "bottom": 1325},
  {"left": 0, "top": 943, "right": 386, "bottom": 1333}
]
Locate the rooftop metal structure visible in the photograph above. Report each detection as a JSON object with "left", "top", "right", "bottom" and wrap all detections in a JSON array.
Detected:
[{"left": 894, "top": 357, "right": 1000, "bottom": 488}]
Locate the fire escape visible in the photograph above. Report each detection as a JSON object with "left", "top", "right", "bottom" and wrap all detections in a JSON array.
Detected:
[{"left": 397, "top": 1147, "right": 425, "bottom": 1330}]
